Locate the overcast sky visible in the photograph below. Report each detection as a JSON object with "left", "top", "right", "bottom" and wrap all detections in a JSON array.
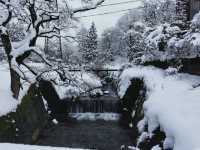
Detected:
[{"left": 73, "top": 0, "right": 143, "bottom": 35}]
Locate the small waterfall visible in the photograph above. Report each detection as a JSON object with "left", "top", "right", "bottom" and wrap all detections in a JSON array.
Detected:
[{"left": 66, "top": 97, "right": 121, "bottom": 113}]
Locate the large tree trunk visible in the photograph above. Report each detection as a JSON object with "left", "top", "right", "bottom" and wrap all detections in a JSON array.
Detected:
[{"left": 1, "top": 30, "right": 21, "bottom": 99}]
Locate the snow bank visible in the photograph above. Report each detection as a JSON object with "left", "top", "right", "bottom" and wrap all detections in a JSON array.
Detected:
[
  {"left": 119, "top": 66, "right": 200, "bottom": 150},
  {"left": 0, "top": 64, "right": 19, "bottom": 117},
  {"left": 0, "top": 63, "right": 31, "bottom": 117},
  {"left": 0, "top": 143, "right": 87, "bottom": 150}
]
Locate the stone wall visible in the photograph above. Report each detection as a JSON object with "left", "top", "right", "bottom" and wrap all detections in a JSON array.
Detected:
[
  {"left": 120, "top": 78, "right": 146, "bottom": 144},
  {"left": 0, "top": 84, "right": 48, "bottom": 144},
  {"left": 120, "top": 78, "right": 169, "bottom": 149},
  {"left": 180, "top": 57, "right": 200, "bottom": 75}
]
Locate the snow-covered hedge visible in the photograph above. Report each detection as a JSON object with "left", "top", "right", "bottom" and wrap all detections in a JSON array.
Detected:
[
  {"left": 167, "top": 11, "right": 200, "bottom": 59},
  {"left": 135, "top": 11, "right": 200, "bottom": 63},
  {"left": 142, "top": 24, "right": 181, "bottom": 62}
]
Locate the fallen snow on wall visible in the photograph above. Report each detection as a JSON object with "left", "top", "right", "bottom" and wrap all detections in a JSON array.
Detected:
[
  {"left": 0, "top": 143, "right": 88, "bottom": 150},
  {"left": 118, "top": 65, "right": 200, "bottom": 150},
  {"left": 69, "top": 113, "right": 120, "bottom": 121}
]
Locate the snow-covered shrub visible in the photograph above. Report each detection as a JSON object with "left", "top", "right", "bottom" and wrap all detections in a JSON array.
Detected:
[
  {"left": 143, "top": 24, "right": 181, "bottom": 62},
  {"left": 118, "top": 65, "right": 200, "bottom": 150},
  {"left": 41, "top": 70, "right": 102, "bottom": 99},
  {"left": 123, "top": 21, "right": 147, "bottom": 63},
  {"left": 168, "top": 11, "right": 200, "bottom": 58}
]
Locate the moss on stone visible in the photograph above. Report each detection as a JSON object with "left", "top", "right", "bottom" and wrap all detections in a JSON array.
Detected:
[
  {"left": 0, "top": 112, "right": 17, "bottom": 142},
  {"left": 0, "top": 84, "right": 48, "bottom": 144}
]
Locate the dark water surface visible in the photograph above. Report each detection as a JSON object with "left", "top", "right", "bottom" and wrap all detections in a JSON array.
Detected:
[
  {"left": 37, "top": 120, "right": 134, "bottom": 150},
  {"left": 37, "top": 80, "right": 134, "bottom": 150}
]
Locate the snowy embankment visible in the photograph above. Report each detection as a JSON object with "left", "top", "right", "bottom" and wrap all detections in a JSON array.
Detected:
[
  {"left": 0, "top": 63, "right": 19, "bottom": 116},
  {"left": 118, "top": 66, "right": 200, "bottom": 150},
  {"left": 0, "top": 143, "right": 87, "bottom": 150}
]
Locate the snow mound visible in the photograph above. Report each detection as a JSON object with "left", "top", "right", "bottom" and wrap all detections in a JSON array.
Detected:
[
  {"left": 118, "top": 66, "right": 200, "bottom": 150},
  {"left": 0, "top": 143, "right": 88, "bottom": 150}
]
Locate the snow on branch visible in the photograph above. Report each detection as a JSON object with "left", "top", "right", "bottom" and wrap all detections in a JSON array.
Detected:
[{"left": 0, "top": 0, "right": 12, "bottom": 26}]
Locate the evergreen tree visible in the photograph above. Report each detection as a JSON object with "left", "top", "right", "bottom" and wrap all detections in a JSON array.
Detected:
[
  {"left": 125, "top": 24, "right": 144, "bottom": 62},
  {"left": 84, "top": 22, "right": 98, "bottom": 64},
  {"left": 76, "top": 26, "right": 88, "bottom": 62},
  {"left": 100, "top": 29, "right": 114, "bottom": 62}
]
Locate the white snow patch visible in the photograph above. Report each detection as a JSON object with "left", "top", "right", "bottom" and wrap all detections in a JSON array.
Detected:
[
  {"left": 43, "top": 71, "right": 103, "bottom": 99},
  {"left": 151, "top": 145, "right": 161, "bottom": 150},
  {"left": 0, "top": 63, "right": 19, "bottom": 116},
  {"left": 52, "top": 119, "right": 58, "bottom": 125},
  {"left": 0, "top": 143, "right": 88, "bottom": 150},
  {"left": 69, "top": 113, "right": 120, "bottom": 121}
]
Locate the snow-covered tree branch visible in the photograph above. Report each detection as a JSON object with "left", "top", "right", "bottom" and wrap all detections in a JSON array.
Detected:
[{"left": 0, "top": 0, "right": 105, "bottom": 99}]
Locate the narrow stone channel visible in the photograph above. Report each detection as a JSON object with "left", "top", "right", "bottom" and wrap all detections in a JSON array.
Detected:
[{"left": 37, "top": 79, "right": 134, "bottom": 150}]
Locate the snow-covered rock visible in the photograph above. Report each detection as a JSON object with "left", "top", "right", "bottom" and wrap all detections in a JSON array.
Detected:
[{"left": 118, "top": 65, "right": 200, "bottom": 150}]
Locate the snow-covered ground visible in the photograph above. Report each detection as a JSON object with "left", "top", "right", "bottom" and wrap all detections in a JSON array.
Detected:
[
  {"left": 118, "top": 65, "right": 200, "bottom": 150},
  {"left": 0, "top": 63, "right": 19, "bottom": 117},
  {"left": 0, "top": 143, "right": 88, "bottom": 150}
]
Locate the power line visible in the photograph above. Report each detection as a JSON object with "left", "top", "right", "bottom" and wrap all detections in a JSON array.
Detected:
[
  {"left": 99, "top": 0, "right": 142, "bottom": 8},
  {"left": 76, "top": 6, "right": 144, "bottom": 18}
]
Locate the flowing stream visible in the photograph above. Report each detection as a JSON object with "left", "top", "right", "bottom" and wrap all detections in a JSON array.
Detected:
[{"left": 37, "top": 79, "right": 134, "bottom": 150}]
